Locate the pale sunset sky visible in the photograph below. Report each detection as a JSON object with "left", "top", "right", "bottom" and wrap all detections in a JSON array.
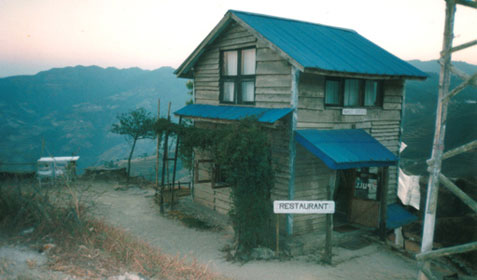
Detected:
[{"left": 0, "top": 0, "right": 476, "bottom": 78}]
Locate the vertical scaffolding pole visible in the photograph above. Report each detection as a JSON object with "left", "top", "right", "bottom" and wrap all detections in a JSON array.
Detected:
[{"left": 419, "top": 1, "right": 456, "bottom": 278}]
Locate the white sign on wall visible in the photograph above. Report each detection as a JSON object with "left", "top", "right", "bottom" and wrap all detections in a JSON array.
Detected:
[
  {"left": 342, "top": 108, "right": 367, "bottom": 115},
  {"left": 273, "top": 200, "right": 335, "bottom": 214}
]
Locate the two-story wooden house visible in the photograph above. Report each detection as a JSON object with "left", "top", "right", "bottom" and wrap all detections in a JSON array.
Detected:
[{"left": 174, "top": 10, "right": 426, "bottom": 253}]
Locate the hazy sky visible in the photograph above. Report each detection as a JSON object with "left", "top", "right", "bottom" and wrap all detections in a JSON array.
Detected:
[{"left": 0, "top": 0, "right": 476, "bottom": 77}]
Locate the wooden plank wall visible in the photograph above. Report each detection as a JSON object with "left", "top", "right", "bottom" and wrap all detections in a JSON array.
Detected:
[
  {"left": 293, "top": 144, "right": 334, "bottom": 235},
  {"left": 193, "top": 22, "right": 292, "bottom": 108},
  {"left": 296, "top": 74, "right": 404, "bottom": 213},
  {"left": 194, "top": 182, "right": 232, "bottom": 215}
]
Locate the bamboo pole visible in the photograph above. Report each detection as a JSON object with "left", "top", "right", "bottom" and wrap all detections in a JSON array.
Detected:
[
  {"left": 442, "top": 140, "right": 477, "bottom": 160},
  {"left": 419, "top": 1, "right": 456, "bottom": 278},
  {"left": 416, "top": 241, "right": 477, "bottom": 261},
  {"left": 438, "top": 174, "right": 477, "bottom": 213}
]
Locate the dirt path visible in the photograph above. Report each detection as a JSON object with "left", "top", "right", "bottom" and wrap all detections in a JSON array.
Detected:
[{"left": 89, "top": 182, "right": 419, "bottom": 280}]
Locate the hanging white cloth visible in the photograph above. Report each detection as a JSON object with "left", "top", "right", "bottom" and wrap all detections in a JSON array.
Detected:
[{"left": 398, "top": 142, "right": 420, "bottom": 210}]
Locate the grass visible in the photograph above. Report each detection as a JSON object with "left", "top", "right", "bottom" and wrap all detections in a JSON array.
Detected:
[{"left": 0, "top": 179, "right": 225, "bottom": 279}]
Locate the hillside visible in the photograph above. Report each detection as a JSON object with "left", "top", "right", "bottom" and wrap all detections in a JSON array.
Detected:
[
  {"left": 0, "top": 66, "right": 189, "bottom": 172},
  {"left": 403, "top": 60, "right": 477, "bottom": 176}
]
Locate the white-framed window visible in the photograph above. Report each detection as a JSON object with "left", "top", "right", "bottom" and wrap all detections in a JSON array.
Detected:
[
  {"left": 220, "top": 48, "right": 256, "bottom": 104},
  {"left": 325, "top": 77, "right": 383, "bottom": 107}
]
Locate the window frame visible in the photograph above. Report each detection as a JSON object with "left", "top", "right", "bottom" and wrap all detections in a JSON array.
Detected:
[
  {"left": 324, "top": 77, "right": 383, "bottom": 108},
  {"left": 219, "top": 47, "right": 256, "bottom": 105}
]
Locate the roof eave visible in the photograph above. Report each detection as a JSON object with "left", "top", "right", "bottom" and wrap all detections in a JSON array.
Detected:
[
  {"left": 175, "top": 12, "right": 234, "bottom": 78},
  {"left": 304, "top": 67, "right": 427, "bottom": 80}
]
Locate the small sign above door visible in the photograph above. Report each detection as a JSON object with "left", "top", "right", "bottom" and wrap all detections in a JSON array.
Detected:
[{"left": 342, "top": 108, "right": 367, "bottom": 115}]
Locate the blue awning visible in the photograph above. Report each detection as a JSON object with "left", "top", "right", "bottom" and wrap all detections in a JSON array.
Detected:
[
  {"left": 386, "top": 203, "right": 417, "bottom": 229},
  {"left": 295, "top": 129, "right": 398, "bottom": 170},
  {"left": 174, "top": 104, "right": 292, "bottom": 124}
]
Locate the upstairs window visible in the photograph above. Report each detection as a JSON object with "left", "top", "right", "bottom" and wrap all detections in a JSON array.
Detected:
[
  {"left": 220, "top": 48, "right": 256, "bottom": 104},
  {"left": 325, "top": 77, "right": 383, "bottom": 107}
]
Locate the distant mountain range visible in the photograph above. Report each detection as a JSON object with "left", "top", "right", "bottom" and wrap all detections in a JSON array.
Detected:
[
  {"left": 0, "top": 66, "right": 189, "bottom": 172},
  {"left": 0, "top": 60, "right": 475, "bottom": 177}
]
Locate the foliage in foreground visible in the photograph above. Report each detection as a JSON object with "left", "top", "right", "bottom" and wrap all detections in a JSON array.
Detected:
[{"left": 0, "top": 182, "right": 222, "bottom": 279}]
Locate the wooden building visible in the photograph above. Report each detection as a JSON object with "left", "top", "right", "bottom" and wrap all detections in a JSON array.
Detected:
[{"left": 174, "top": 10, "right": 426, "bottom": 253}]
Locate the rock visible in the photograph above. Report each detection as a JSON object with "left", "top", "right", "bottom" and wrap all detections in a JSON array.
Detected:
[{"left": 250, "top": 247, "right": 275, "bottom": 260}]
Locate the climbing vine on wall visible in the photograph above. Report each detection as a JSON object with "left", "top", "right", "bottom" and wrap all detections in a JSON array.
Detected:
[{"left": 154, "top": 117, "right": 275, "bottom": 256}]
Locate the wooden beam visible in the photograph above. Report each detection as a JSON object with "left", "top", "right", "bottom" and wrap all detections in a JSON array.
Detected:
[
  {"left": 324, "top": 170, "right": 337, "bottom": 264},
  {"left": 442, "top": 140, "right": 477, "bottom": 160},
  {"left": 286, "top": 66, "right": 300, "bottom": 235},
  {"left": 439, "top": 173, "right": 477, "bottom": 213},
  {"left": 441, "top": 72, "right": 477, "bottom": 101},
  {"left": 455, "top": 0, "right": 477, "bottom": 8},
  {"left": 416, "top": 241, "right": 477, "bottom": 261},
  {"left": 379, "top": 167, "right": 389, "bottom": 240}
]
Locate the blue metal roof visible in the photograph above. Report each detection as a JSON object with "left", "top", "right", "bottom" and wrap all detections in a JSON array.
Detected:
[
  {"left": 295, "top": 129, "right": 398, "bottom": 170},
  {"left": 174, "top": 104, "right": 292, "bottom": 123},
  {"left": 231, "top": 10, "right": 427, "bottom": 79},
  {"left": 386, "top": 203, "right": 417, "bottom": 229}
]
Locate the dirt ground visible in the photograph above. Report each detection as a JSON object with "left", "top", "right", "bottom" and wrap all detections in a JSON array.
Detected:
[
  {"left": 0, "top": 180, "right": 421, "bottom": 279},
  {"left": 87, "top": 181, "right": 419, "bottom": 280}
]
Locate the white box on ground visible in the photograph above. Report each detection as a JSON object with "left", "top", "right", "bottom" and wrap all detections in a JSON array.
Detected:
[{"left": 273, "top": 200, "right": 335, "bottom": 214}]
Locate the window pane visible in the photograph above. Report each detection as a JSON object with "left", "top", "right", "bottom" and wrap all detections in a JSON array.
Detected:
[
  {"left": 223, "top": 82, "right": 235, "bottom": 102},
  {"left": 241, "top": 49, "right": 256, "bottom": 75},
  {"left": 344, "top": 79, "right": 360, "bottom": 106},
  {"left": 364, "top": 80, "right": 378, "bottom": 106},
  {"left": 223, "top": 51, "right": 237, "bottom": 76},
  {"left": 241, "top": 81, "right": 254, "bottom": 103},
  {"left": 325, "top": 80, "right": 340, "bottom": 105}
]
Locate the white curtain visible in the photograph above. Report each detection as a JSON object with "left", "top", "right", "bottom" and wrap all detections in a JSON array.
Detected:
[
  {"left": 241, "top": 81, "right": 254, "bottom": 102},
  {"left": 223, "top": 51, "right": 237, "bottom": 76},
  {"left": 325, "top": 80, "right": 340, "bottom": 105},
  {"left": 344, "top": 79, "right": 360, "bottom": 106},
  {"left": 364, "top": 80, "right": 377, "bottom": 106},
  {"left": 223, "top": 82, "right": 235, "bottom": 102},
  {"left": 241, "top": 49, "right": 256, "bottom": 75}
]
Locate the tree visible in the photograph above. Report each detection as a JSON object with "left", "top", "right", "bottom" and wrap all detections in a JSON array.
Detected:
[
  {"left": 185, "top": 80, "right": 193, "bottom": 105},
  {"left": 111, "top": 108, "right": 155, "bottom": 182}
]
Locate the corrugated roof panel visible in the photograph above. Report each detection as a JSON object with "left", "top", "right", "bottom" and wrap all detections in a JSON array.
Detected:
[
  {"left": 231, "top": 10, "right": 427, "bottom": 78},
  {"left": 174, "top": 104, "right": 292, "bottom": 123},
  {"left": 295, "top": 129, "right": 398, "bottom": 170}
]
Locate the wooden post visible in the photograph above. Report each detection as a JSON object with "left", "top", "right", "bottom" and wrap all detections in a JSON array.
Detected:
[
  {"left": 170, "top": 116, "right": 182, "bottom": 210},
  {"left": 324, "top": 170, "right": 337, "bottom": 264},
  {"left": 160, "top": 102, "right": 171, "bottom": 214},
  {"left": 155, "top": 99, "right": 160, "bottom": 195},
  {"left": 379, "top": 167, "right": 389, "bottom": 240},
  {"left": 276, "top": 215, "right": 280, "bottom": 257}
]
